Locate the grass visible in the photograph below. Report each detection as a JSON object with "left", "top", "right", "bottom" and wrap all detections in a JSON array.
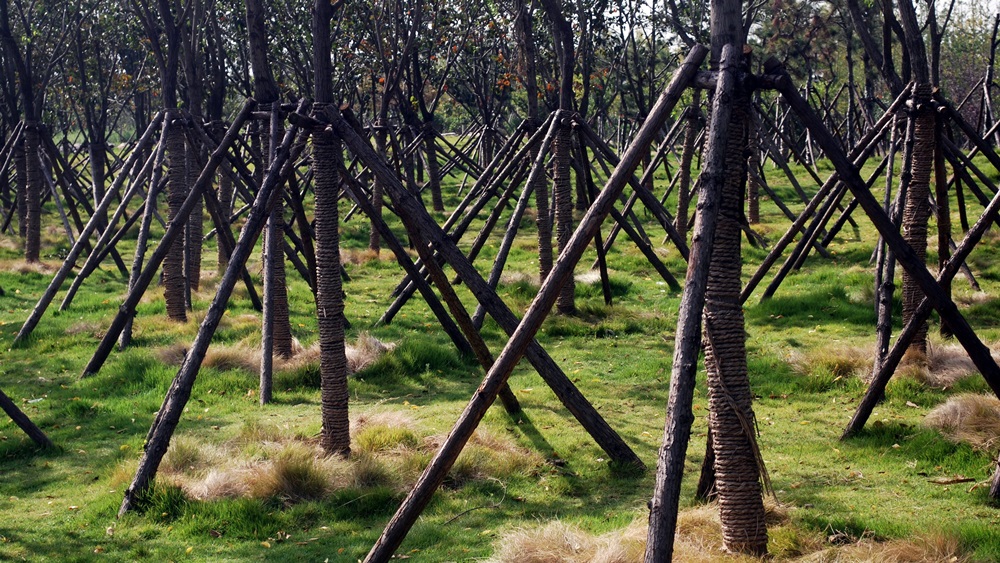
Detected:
[{"left": 0, "top": 148, "right": 1000, "bottom": 562}]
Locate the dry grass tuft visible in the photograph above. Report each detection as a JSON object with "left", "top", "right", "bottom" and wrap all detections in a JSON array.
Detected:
[
  {"left": 8, "top": 259, "right": 56, "bottom": 275},
  {"left": 154, "top": 332, "right": 394, "bottom": 377},
  {"left": 924, "top": 393, "right": 1000, "bottom": 451},
  {"left": 340, "top": 248, "right": 383, "bottom": 265},
  {"left": 152, "top": 410, "right": 536, "bottom": 504},
  {"left": 955, "top": 291, "right": 993, "bottom": 306},
  {"left": 346, "top": 332, "right": 396, "bottom": 373},
  {"left": 575, "top": 270, "right": 604, "bottom": 285},
  {"left": 155, "top": 342, "right": 261, "bottom": 373},
  {"left": 0, "top": 237, "right": 22, "bottom": 251},
  {"left": 798, "top": 531, "right": 968, "bottom": 562},
  {"left": 500, "top": 270, "right": 540, "bottom": 287},
  {"left": 431, "top": 430, "right": 545, "bottom": 485},
  {"left": 245, "top": 442, "right": 342, "bottom": 503},
  {"left": 65, "top": 320, "right": 103, "bottom": 338},
  {"left": 490, "top": 502, "right": 964, "bottom": 563},
  {"left": 789, "top": 345, "right": 872, "bottom": 380},
  {"left": 898, "top": 341, "right": 1000, "bottom": 388}
]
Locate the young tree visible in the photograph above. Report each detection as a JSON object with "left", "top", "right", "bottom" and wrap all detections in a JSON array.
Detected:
[
  {"left": 246, "top": 0, "right": 293, "bottom": 405},
  {"left": 897, "top": 0, "right": 935, "bottom": 354},
  {"left": 539, "top": 0, "right": 576, "bottom": 314},
  {"left": 702, "top": 0, "right": 769, "bottom": 554},
  {"left": 131, "top": 0, "right": 189, "bottom": 321},
  {"left": 0, "top": 0, "right": 72, "bottom": 262},
  {"left": 313, "top": 0, "right": 350, "bottom": 456}
]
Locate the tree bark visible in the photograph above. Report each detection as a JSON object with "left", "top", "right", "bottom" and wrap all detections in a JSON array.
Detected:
[
  {"left": 163, "top": 122, "right": 188, "bottom": 322},
  {"left": 901, "top": 83, "right": 934, "bottom": 354},
  {"left": 313, "top": 126, "right": 350, "bottom": 456},
  {"left": 703, "top": 0, "right": 768, "bottom": 555},
  {"left": 23, "top": 123, "right": 41, "bottom": 263}
]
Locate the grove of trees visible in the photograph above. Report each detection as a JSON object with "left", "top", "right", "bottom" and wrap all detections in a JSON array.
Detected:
[{"left": 3, "top": 0, "right": 1000, "bottom": 560}]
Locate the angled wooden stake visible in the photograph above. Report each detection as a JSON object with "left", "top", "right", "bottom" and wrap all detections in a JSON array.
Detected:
[
  {"left": 645, "top": 43, "right": 736, "bottom": 563},
  {"left": 360, "top": 44, "right": 707, "bottom": 563}
]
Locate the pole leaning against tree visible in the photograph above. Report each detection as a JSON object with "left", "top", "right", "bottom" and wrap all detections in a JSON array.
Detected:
[
  {"left": 362, "top": 44, "right": 707, "bottom": 563},
  {"left": 841, "top": 120, "right": 1000, "bottom": 438},
  {"left": 13, "top": 112, "right": 164, "bottom": 345},
  {"left": 645, "top": 43, "right": 738, "bottom": 563},
  {"left": 773, "top": 61, "right": 1000, "bottom": 394},
  {"left": 118, "top": 108, "right": 302, "bottom": 517},
  {"left": 82, "top": 100, "right": 257, "bottom": 378}
]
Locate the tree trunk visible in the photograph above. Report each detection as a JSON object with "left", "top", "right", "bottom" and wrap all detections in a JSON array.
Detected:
[
  {"left": 185, "top": 142, "right": 204, "bottom": 297},
  {"left": 313, "top": 126, "right": 350, "bottom": 456},
  {"left": 262, "top": 107, "right": 293, "bottom": 364},
  {"left": 371, "top": 125, "right": 387, "bottom": 253},
  {"left": 216, "top": 124, "right": 234, "bottom": 272},
  {"left": 901, "top": 83, "right": 935, "bottom": 354},
  {"left": 424, "top": 122, "right": 444, "bottom": 212},
  {"left": 675, "top": 92, "right": 701, "bottom": 239},
  {"left": 703, "top": 91, "right": 768, "bottom": 557},
  {"left": 23, "top": 123, "right": 41, "bottom": 263},
  {"left": 704, "top": 0, "right": 768, "bottom": 555},
  {"left": 553, "top": 122, "right": 575, "bottom": 314},
  {"left": 14, "top": 138, "right": 25, "bottom": 239},
  {"left": 163, "top": 123, "right": 188, "bottom": 322}
]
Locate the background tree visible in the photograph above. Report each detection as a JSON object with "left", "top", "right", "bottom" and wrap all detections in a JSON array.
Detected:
[{"left": 0, "top": 0, "right": 73, "bottom": 262}]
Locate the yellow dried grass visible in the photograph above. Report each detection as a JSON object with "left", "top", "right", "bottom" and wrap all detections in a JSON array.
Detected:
[
  {"left": 490, "top": 502, "right": 965, "bottom": 563},
  {"left": 154, "top": 410, "right": 540, "bottom": 503},
  {"left": 154, "top": 332, "right": 395, "bottom": 376},
  {"left": 924, "top": 393, "right": 1000, "bottom": 451}
]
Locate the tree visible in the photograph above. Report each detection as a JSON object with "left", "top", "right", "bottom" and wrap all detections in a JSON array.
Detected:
[
  {"left": 897, "top": 0, "right": 935, "bottom": 354},
  {"left": 701, "top": 0, "right": 769, "bottom": 554},
  {"left": 539, "top": 0, "right": 576, "bottom": 315},
  {"left": 312, "top": 0, "right": 351, "bottom": 457},
  {"left": 246, "top": 0, "right": 293, "bottom": 406},
  {"left": 0, "top": 0, "right": 72, "bottom": 262},
  {"left": 131, "top": 0, "right": 189, "bottom": 321}
]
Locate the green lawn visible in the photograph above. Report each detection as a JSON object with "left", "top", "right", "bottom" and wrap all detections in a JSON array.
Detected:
[{"left": 1, "top": 145, "right": 1000, "bottom": 561}]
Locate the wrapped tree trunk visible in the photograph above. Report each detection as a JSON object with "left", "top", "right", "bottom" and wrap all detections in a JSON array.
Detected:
[
  {"left": 703, "top": 87, "right": 768, "bottom": 556},
  {"left": 313, "top": 124, "right": 350, "bottom": 456},
  {"left": 900, "top": 88, "right": 935, "bottom": 354},
  {"left": 897, "top": 0, "right": 935, "bottom": 354},
  {"left": 163, "top": 124, "right": 188, "bottom": 322},
  {"left": 23, "top": 123, "right": 41, "bottom": 263},
  {"left": 553, "top": 122, "right": 575, "bottom": 314},
  {"left": 702, "top": 0, "right": 768, "bottom": 555},
  {"left": 313, "top": 0, "right": 350, "bottom": 456},
  {"left": 539, "top": 0, "right": 575, "bottom": 313}
]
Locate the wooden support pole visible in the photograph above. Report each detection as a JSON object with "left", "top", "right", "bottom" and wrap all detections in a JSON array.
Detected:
[
  {"left": 379, "top": 117, "right": 553, "bottom": 324},
  {"left": 574, "top": 117, "right": 691, "bottom": 261},
  {"left": 361, "top": 44, "right": 706, "bottom": 563},
  {"left": 59, "top": 142, "right": 161, "bottom": 312},
  {"left": 843, "top": 142, "right": 1000, "bottom": 437},
  {"left": 645, "top": 43, "right": 736, "bottom": 563},
  {"left": 0, "top": 387, "right": 53, "bottom": 448},
  {"left": 339, "top": 106, "right": 642, "bottom": 462},
  {"left": 739, "top": 90, "right": 905, "bottom": 303},
  {"left": 331, "top": 139, "right": 521, "bottom": 413},
  {"left": 119, "top": 110, "right": 302, "bottom": 518}
]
